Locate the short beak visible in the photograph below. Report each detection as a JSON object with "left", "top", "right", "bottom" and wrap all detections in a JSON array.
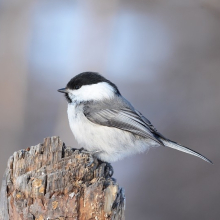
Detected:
[{"left": 58, "top": 88, "right": 68, "bottom": 93}]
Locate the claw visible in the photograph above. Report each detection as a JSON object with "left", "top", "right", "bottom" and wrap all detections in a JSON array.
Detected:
[{"left": 104, "top": 162, "right": 114, "bottom": 177}]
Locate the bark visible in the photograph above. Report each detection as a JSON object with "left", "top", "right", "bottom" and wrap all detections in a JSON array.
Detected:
[{"left": 0, "top": 136, "right": 125, "bottom": 220}]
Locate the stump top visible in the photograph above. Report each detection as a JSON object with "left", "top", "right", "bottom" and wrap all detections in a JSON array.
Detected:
[{"left": 0, "top": 136, "right": 125, "bottom": 220}]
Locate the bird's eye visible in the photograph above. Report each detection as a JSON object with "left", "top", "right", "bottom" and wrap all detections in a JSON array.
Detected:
[{"left": 74, "top": 85, "right": 81, "bottom": 90}]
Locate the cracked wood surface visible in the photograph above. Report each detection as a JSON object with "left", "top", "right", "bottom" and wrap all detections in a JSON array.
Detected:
[{"left": 0, "top": 136, "right": 125, "bottom": 220}]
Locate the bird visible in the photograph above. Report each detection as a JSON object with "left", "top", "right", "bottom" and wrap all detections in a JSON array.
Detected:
[{"left": 58, "top": 72, "right": 212, "bottom": 164}]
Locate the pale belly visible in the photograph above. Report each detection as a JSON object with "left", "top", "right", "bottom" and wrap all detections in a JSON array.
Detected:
[{"left": 67, "top": 104, "right": 158, "bottom": 162}]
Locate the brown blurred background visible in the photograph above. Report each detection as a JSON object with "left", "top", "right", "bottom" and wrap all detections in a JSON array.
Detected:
[{"left": 0, "top": 0, "right": 220, "bottom": 219}]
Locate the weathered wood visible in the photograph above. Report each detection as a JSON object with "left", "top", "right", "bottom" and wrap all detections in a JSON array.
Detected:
[{"left": 0, "top": 137, "right": 125, "bottom": 220}]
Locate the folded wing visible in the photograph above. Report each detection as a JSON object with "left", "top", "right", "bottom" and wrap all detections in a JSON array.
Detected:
[{"left": 84, "top": 106, "right": 163, "bottom": 145}]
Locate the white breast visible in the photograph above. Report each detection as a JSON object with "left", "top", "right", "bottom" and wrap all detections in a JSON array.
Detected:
[{"left": 67, "top": 103, "right": 158, "bottom": 162}]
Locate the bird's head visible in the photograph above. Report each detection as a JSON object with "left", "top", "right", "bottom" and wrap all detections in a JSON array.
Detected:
[{"left": 58, "top": 72, "right": 120, "bottom": 104}]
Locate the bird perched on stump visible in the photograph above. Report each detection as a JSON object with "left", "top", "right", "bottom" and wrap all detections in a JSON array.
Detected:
[{"left": 58, "top": 72, "right": 212, "bottom": 164}]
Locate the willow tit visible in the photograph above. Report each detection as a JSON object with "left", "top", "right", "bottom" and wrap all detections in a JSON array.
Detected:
[{"left": 58, "top": 72, "right": 212, "bottom": 164}]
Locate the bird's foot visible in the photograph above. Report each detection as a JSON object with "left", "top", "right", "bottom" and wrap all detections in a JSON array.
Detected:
[
  {"left": 104, "top": 162, "right": 114, "bottom": 177},
  {"left": 97, "top": 159, "right": 114, "bottom": 177},
  {"left": 80, "top": 148, "right": 102, "bottom": 166},
  {"left": 80, "top": 148, "right": 102, "bottom": 156}
]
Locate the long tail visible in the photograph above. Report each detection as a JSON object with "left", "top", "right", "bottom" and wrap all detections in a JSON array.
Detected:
[{"left": 159, "top": 138, "right": 213, "bottom": 164}]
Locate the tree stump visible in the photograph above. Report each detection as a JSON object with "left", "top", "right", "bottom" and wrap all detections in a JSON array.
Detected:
[{"left": 0, "top": 136, "right": 125, "bottom": 220}]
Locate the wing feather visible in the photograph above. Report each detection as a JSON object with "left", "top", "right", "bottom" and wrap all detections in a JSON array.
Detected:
[{"left": 84, "top": 106, "right": 163, "bottom": 145}]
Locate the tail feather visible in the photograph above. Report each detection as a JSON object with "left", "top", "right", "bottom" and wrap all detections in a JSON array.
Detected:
[{"left": 160, "top": 139, "right": 213, "bottom": 164}]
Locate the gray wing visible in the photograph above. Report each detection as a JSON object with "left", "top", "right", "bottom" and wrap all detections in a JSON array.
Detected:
[{"left": 83, "top": 102, "right": 163, "bottom": 145}]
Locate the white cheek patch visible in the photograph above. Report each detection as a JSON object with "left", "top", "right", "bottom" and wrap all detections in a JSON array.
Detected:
[{"left": 69, "top": 82, "right": 115, "bottom": 102}]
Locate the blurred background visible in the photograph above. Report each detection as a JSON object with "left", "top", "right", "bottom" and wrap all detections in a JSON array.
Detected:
[{"left": 0, "top": 0, "right": 220, "bottom": 219}]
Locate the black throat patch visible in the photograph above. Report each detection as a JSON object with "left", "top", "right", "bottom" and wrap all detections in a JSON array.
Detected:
[{"left": 65, "top": 93, "right": 72, "bottom": 103}]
